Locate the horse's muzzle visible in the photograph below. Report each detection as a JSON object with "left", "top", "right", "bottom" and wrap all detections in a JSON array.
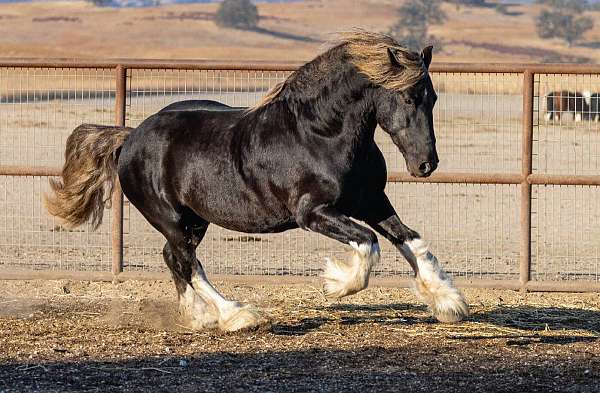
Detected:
[{"left": 415, "top": 160, "right": 437, "bottom": 177}]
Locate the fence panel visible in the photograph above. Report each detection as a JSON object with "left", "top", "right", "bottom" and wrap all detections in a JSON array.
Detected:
[
  {"left": 531, "top": 185, "right": 600, "bottom": 281},
  {"left": 0, "top": 60, "right": 598, "bottom": 290},
  {"left": 0, "top": 67, "right": 114, "bottom": 271},
  {"left": 531, "top": 73, "right": 600, "bottom": 282},
  {"left": 120, "top": 68, "right": 524, "bottom": 280}
]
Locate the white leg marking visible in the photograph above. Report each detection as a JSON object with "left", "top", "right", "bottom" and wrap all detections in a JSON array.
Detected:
[
  {"left": 401, "top": 238, "right": 469, "bottom": 323},
  {"left": 322, "top": 242, "right": 380, "bottom": 299},
  {"left": 544, "top": 112, "right": 552, "bottom": 122},
  {"left": 190, "top": 270, "right": 266, "bottom": 332},
  {"left": 583, "top": 90, "right": 592, "bottom": 106},
  {"left": 179, "top": 284, "right": 218, "bottom": 330},
  {"left": 575, "top": 112, "right": 582, "bottom": 122}
]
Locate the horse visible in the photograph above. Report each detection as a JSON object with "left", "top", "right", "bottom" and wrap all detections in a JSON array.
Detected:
[
  {"left": 45, "top": 31, "right": 469, "bottom": 332},
  {"left": 545, "top": 90, "right": 589, "bottom": 122}
]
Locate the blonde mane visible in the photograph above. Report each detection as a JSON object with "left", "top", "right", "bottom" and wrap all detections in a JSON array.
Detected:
[
  {"left": 246, "top": 31, "right": 426, "bottom": 114},
  {"left": 340, "top": 30, "right": 426, "bottom": 91}
]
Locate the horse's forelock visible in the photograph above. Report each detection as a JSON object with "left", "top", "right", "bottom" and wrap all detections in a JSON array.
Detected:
[{"left": 339, "top": 30, "right": 427, "bottom": 92}]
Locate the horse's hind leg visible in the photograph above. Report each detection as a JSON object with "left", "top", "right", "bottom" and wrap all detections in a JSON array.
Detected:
[
  {"left": 162, "top": 220, "right": 267, "bottom": 332},
  {"left": 163, "top": 242, "right": 218, "bottom": 329}
]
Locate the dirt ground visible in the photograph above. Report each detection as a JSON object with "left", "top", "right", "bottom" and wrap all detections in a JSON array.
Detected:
[{"left": 0, "top": 279, "right": 599, "bottom": 392}]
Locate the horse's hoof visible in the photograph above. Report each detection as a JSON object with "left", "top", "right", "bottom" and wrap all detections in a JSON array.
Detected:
[
  {"left": 183, "top": 313, "right": 219, "bottom": 330},
  {"left": 178, "top": 292, "right": 219, "bottom": 330},
  {"left": 218, "top": 302, "right": 269, "bottom": 332},
  {"left": 430, "top": 294, "right": 469, "bottom": 323},
  {"left": 322, "top": 257, "right": 351, "bottom": 299},
  {"left": 322, "top": 243, "right": 379, "bottom": 299},
  {"left": 434, "top": 305, "right": 469, "bottom": 323}
]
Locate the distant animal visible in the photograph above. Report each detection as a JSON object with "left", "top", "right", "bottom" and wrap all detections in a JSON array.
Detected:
[
  {"left": 585, "top": 93, "right": 600, "bottom": 122},
  {"left": 545, "top": 90, "right": 589, "bottom": 122},
  {"left": 45, "top": 31, "right": 468, "bottom": 332}
]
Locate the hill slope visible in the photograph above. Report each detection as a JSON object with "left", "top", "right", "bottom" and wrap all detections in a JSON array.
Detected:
[{"left": 0, "top": 0, "right": 599, "bottom": 63}]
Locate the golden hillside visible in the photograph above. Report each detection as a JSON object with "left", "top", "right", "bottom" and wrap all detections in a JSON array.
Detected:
[{"left": 0, "top": 0, "right": 599, "bottom": 63}]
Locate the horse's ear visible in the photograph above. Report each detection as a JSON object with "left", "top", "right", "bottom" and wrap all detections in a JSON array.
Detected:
[
  {"left": 387, "top": 48, "right": 405, "bottom": 70},
  {"left": 421, "top": 46, "right": 433, "bottom": 69}
]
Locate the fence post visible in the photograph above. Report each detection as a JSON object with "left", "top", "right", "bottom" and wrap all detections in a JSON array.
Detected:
[
  {"left": 112, "top": 65, "right": 127, "bottom": 279},
  {"left": 520, "top": 70, "right": 534, "bottom": 291}
]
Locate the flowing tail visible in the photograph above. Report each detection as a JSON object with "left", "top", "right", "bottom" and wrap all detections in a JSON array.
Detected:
[{"left": 44, "top": 124, "right": 133, "bottom": 230}]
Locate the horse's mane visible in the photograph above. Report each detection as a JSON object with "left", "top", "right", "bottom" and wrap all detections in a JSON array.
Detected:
[
  {"left": 340, "top": 31, "right": 426, "bottom": 91},
  {"left": 246, "top": 31, "right": 426, "bottom": 114}
]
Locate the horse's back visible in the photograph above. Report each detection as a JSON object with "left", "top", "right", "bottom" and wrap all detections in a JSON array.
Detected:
[
  {"left": 118, "top": 108, "right": 239, "bottom": 197},
  {"left": 117, "top": 105, "right": 290, "bottom": 231},
  {"left": 159, "top": 100, "right": 245, "bottom": 113},
  {"left": 121, "top": 108, "right": 242, "bottom": 171}
]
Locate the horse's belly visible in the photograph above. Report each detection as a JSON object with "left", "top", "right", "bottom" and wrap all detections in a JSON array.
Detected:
[
  {"left": 190, "top": 189, "right": 296, "bottom": 234},
  {"left": 204, "top": 208, "right": 297, "bottom": 234}
]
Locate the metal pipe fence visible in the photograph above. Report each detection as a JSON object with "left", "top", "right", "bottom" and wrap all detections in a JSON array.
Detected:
[{"left": 0, "top": 60, "right": 599, "bottom": 292}]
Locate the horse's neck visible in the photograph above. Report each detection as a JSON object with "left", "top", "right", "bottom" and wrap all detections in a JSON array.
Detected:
[
  {"left": 288, "top": 65, "right": 377, "bottom": 148},
  {"left": 303, "top": 86, "right": 377, "bottom": 158},
  {"left": 339, "top": 98, "right": 378, "bottom": 152}
]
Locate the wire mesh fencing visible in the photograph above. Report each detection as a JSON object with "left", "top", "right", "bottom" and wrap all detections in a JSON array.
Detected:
[
  {"left": 531, "top": 73, "right": 600, "bottom": 282},
  {"left": 120, "top": 69, "right": 523, "bottom": 279},
  {"left": 0, "top": 61, "right": 598, "bottom": 290},
  {"left": 0, "top": 67, "right": 114, "bottom": 271}
]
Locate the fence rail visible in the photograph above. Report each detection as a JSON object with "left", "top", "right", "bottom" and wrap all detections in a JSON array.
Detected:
[{"left": 0, "top": 59, "right": 599, "bottom": 291}]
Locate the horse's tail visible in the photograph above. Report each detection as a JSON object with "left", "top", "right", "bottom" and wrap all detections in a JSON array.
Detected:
[{"left": 44, "top": 124, "right": 133, "bottom": 230}]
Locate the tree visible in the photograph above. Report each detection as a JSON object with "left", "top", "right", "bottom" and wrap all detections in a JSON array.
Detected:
[
  {"left": 87, "top": 0, "right": 113, "bottom": 6},
  {"left": 389, "top": 0, "right": 446, "bottom": 51},
  {"left": 536, "top": 0, "right": 589, "bottom": 12},
  {"left": 535, "top": 0, "right": 593, "bottom": 46},
  {"left": 215, "top": 0, "right": 259, "bottom": 30}
]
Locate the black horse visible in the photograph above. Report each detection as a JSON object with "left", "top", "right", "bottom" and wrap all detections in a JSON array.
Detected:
[{"left": 46, "top": 32, "right": 468, "bottom": 331}]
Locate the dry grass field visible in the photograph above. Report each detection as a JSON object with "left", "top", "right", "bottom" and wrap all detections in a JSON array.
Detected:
[{"left": 1, "top": 0, "right": 600, "bottom": 63}]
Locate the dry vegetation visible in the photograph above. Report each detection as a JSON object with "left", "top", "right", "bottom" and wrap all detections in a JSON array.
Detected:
[
  {"left": 1, "top": 279, "right": 599, "bottom": 392},
  {"left": 1, "top": 0, "right": 600, "bottom": 63}
]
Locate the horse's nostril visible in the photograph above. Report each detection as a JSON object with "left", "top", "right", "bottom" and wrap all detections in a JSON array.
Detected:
[{"left": 419, "top": 162, "right": 432, "bottom": 174}]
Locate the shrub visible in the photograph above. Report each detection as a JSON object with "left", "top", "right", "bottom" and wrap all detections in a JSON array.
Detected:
[{"left": 215, "top": 0, "right": 259, "bottom": 30}]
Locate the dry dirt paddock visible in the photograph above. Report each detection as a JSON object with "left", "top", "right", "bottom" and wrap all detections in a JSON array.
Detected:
[{"left": 0, "top": 279, "right": 599, "bottom": 393}]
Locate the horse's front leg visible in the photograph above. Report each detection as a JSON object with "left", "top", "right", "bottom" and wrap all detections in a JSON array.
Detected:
[
  {"left": 362, "top": 193, "right": 469, "bottom": 323},
  {"left": 298, "top": 205, "right": 380, "bottom": 299}
]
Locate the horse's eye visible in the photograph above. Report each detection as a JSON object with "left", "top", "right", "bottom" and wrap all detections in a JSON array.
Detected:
[{"left": 405, "top": 98, "right": 413, "bottom": 105}]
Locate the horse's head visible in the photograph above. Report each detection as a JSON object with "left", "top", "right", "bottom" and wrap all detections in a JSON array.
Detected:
[{"left": 373, "top": 46, "right": 438, "bottom": 178}]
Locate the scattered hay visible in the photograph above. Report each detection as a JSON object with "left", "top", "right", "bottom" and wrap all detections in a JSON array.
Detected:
[{"left": 0, "top": 280, "right": 599, "bottom": 392}]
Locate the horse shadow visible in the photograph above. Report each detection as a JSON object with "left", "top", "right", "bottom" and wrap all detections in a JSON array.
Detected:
[
  {"left": 271, "top": 317, "right": 332, "bottom": 336},
  {"left": 271, "top": 303, "right": 428, "bottom": 336},
  {"left": 272, "top": 302, "right": 600, "bottom": 343},
  {"left": 468, "top": 305, "right": 600, "bottom": 344}
]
